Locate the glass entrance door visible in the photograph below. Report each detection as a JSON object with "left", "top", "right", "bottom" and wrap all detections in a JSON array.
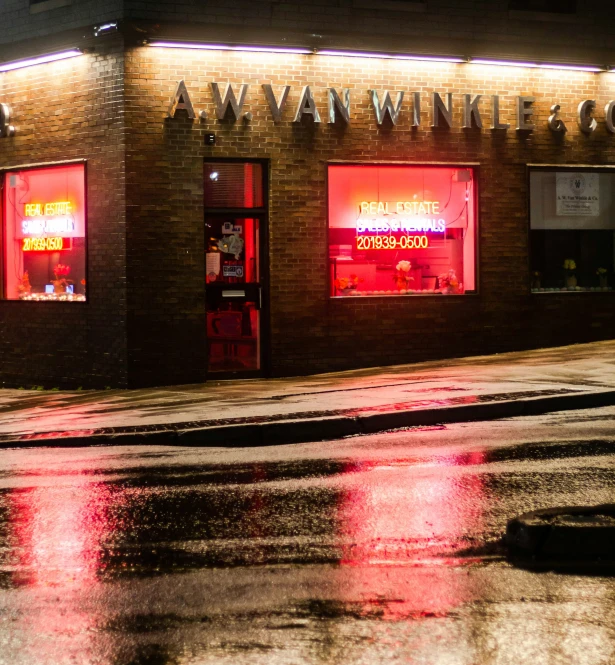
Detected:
[{"left": 204, "top": 162, "right": 267, "bottom": 375}]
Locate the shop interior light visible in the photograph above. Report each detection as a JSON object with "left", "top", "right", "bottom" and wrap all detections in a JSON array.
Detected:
[
  {"left": 317, "top": 49, "right": 465, "bottom": 63},
  {"left": 0, "top": 49, "right": 83, "bottom": 72},
  {"left": 148, "top": 41, "right": 313, "bottom": 55}
]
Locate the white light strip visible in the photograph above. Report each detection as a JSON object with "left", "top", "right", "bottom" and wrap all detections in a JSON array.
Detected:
[
  {"left": 538, "top": 63, "right": 604, "bottom": 72},
  {"left": 0, "top": 49, "right": 83, "bottom": 73},
  {"left": 94, "top": 22, "right": 118, "bottom": 36},
  {"left": 148, "top": 42, "right": 608, "bottom": 72},
  {"left": 149, "top": 41, "right": 312, "bottom": 55},
  {"left": 317, "top": 49, "right": 465, "bottom": 63},
  {"left": 471, "top": 58, "right": 603, "bottom": 72},
  {"left": 471, "top": 58, "right": 538, "bottom": 68}
]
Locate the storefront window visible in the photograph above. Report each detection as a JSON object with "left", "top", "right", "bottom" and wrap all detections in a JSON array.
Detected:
[
  {"left": 204, "top": 162, "right": 263, "bottom": 209},
  {"left": 530, "top": 169, "right": 615, "bottom": 293},
  {"left": 328, "top": 164, "right": 476, "bottom": 297},
  {"left": 3, "top": 163, "right": 86, "bottom": 301}
]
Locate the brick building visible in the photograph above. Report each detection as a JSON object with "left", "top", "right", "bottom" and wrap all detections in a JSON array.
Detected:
[{"left": 0, "top": 0, "right": 615, "bottom": 388}]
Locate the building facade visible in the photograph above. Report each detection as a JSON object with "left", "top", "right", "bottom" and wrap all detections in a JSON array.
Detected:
[{"left": 0, "top": 0, "right": 615, "bottom": 388}]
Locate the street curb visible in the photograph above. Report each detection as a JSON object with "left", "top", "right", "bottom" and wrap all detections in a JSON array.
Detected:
[
  {"left": 2, "top": 387, "right": 615, "bottom": 449},
  {"left": 506, "top": 504, "right": 615, "bottom": 570}
]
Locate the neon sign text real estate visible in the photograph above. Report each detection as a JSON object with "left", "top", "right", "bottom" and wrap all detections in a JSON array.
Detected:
[
  {"left": 24, "top": 201, "right": 72, "bottom": 217},
  {"left": 357, "top": 200, "right": 446, "bottom": 235},
  {"left": 21, "top": 201, "right": 76, "bottom": 236}
]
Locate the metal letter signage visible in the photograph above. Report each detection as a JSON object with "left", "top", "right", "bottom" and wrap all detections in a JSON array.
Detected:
[
  {"left": 262, "top": 84, "right": 290, "bottom": 122},
  {"left": 328, "top": 88, "right": 350, "bottom": 124},
  {"left": 293, "top": 86, "right": 321, "bottom": 123},
  {"left": 578, "top": 99, "right": 598, "bottom": 134},
  {"left": 491, "top": 96, "right": 510, "bottom": 130},
  {"left": 167, "top": 80, "right": 195, "bottom": 120},
  {"left": 462, "top": 94, "right": 482, "bottom": 129},
  {"left": 412, "top": 92, "right": 421, "bottom": 127},
  {"left": 161, "top": 81, "right": 615, "bottom": 141},
  {"left": 431, "top": 92, "right": 453, "bottom": 128},
  {"left": 370, "top": 90, "right": 404, "bottom": 126},
  {"left": 605, "top": 101, "right": 615, "bottom": 134},
  {"left": 0, "top": 104, "right": 14, "bottom": 137},
  {"left": 548, "top": 104, "right": 567, "bottom": 133},
  {"left": 211, "top": 83, "right": 249, "bottom": 121},
  {"left": 516, "top": 96, "right": 535, "bottom": 131}
]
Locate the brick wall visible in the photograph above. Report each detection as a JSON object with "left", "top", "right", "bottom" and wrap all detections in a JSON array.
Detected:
[
  {"left": 0, "top": 40, "right": 127, "bottom": 388},
  {"left": 123, "top": 46, "right": 615, "bottom": 383}
]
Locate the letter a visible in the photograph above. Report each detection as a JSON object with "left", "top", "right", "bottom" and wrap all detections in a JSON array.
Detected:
[
  {"left": 167, "top": 80, "right": 196, "bottom": 119},
  {"left": 293, "top": 86, "right": 321, "bottom": 123}
]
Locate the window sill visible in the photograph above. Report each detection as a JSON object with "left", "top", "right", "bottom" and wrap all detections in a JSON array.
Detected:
[
  {"left": 531, "top": 288, "right": 613, "bottom": 293},
  {"left": 332, "top": 292, "right": 477, "bottom": 299}
]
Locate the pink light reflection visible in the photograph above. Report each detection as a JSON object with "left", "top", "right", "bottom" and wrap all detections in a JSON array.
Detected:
[
  {"left": 9, "top": 475, "right": 113, "bottom": 588},
  {"left": 337, "top": 452, "right": 485, "bottom": 619}
]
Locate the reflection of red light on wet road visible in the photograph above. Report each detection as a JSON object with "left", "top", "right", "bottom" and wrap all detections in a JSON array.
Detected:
[
  {"left": 337, "top": 452, "right": 484, "bottom": 619},
  {"left": 4, "top": 465, "right": 117, "bottom": 664},
  {"left": 9, "top": 477, "right": 112, "bottom": 588}
]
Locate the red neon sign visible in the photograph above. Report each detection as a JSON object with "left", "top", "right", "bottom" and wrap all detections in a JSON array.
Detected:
[
  {"left": 356, "top": 235, "right": 429, "bottom": 250},
  {"left": 22, "top": 237, "right": 71, "bottom": 252}
]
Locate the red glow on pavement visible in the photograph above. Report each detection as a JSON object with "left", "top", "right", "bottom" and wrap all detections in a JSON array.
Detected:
[
  {"left": 8, "top": 474, "right": 113, "bottom": 587},
  {"left": 337, "top": 452, "right": 485, "bottom": 619}
]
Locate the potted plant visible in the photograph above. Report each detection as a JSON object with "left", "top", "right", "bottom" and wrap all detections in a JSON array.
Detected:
[
  {"left": 393, "top": 260, "right": 414, "bottom": 291},
  {"left": 596, "top": 267, "right": 608, "bottom": 289},
  {"left": 563, "top": 259, "right": 577, "bottom": 288},
  {"left": 334, "top": 273, "right": 363, "bottom": 296},
  {"left": 438, "top": 268, "right": 462, "bottom": 294},
  {"left": 17, "top": 271, "right": 31, "bottom": 298},
  {"left": 531, "top": 270, "right": 542, "bottom": 290},
  {"left": 52, "top": 264, "right": 73, "bottom": 293}
]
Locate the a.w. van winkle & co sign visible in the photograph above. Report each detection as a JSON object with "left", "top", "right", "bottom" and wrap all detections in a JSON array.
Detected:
[
  {"left": 165, "top": 79, "right": 615, "bottom": 136},
  {"left": 0, "top": 81, "right": 612, "bottom": 138}
]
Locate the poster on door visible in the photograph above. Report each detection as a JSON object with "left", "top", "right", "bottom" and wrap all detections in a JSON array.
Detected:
[{"left": 556, "top": 172, "right": 599, "bottom": 216}]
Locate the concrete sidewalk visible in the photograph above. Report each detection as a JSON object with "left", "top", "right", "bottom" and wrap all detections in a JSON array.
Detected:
[{"left": 1, "top": 340, "right": 615, "bottom": 447}]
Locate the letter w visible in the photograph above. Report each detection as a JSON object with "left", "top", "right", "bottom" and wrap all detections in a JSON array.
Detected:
[
  {"left": 211, "top": 83, "right": 248, "bottom": 120},
  {"left": 370, "top": 90, "right": 404, "bottom": 125}
]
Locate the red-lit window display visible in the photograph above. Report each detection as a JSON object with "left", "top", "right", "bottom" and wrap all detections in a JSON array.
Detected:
[
  {"left": 3, "top": 164, "right": 86, "bottom": 301},
  {"left": 329, "top": 165, "right": 477, "bottom": 297}
]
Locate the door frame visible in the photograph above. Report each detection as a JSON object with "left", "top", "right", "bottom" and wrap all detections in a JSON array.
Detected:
[{"left": 203, "top": 158, "right": 270, "bottom": 379}]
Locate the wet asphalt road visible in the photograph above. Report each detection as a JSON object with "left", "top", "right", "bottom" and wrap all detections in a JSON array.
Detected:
[{"left": 0, "top": 407, "right": 614, "bottom": 665}]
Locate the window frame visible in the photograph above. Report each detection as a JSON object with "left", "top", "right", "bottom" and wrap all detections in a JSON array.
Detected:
[
  {"left": 1, "top": 159, "right": 88, "bottom": 304},
  {"left": 527, "top": 164, "right": 615, "bottom": 295},
  {"left": 326, "top": 160, "right": 480, "bottom": 300}
]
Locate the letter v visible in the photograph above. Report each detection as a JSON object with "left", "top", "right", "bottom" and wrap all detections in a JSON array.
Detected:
[{"left": 262, "top": 84, "right": 290, "bottom": 122}]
